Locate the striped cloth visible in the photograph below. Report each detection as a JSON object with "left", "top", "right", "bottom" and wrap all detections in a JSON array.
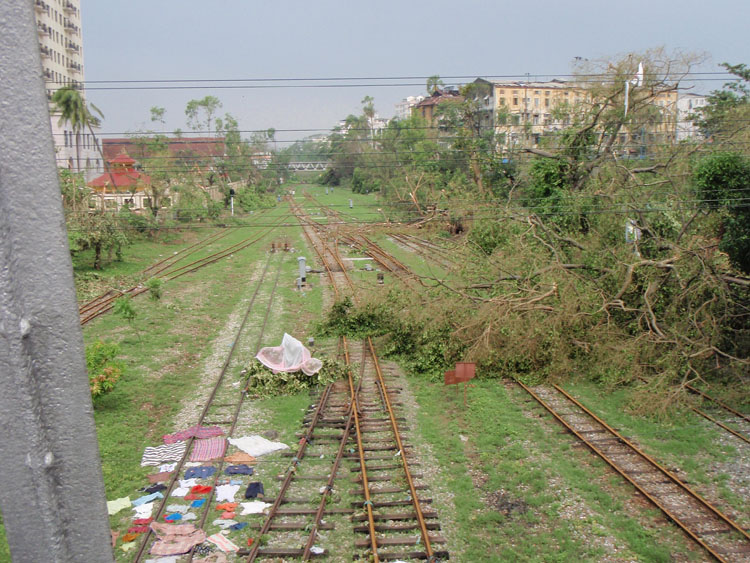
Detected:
[
  {"left": 190, "top": 437, "right": 227, "bottom": 462},
  {"left": 163, "top": 425, "right": 224, "bottom": 445},
  {"left": 141, "top": 441, "right": 188, "bottom": 466},
  {"left": 206, "top": 532, "right": 239, "bottom": 553}
]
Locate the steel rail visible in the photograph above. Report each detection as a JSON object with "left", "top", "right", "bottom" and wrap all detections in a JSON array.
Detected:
[
  {"left": 519, "top": 382, "right": 750, "bottom": 562},
  {"left": 186, "top": 251, "right": 286, "bottom": 562},
  {"left": 133, "top": 251, "right": 278, "bottom": 562},
  {"left": 81, "top": 216, "right": 286, "bottom": 325},
  {"left": 346, "top": 339, "right": 380, "bottom": 562},
  {"left": 302, "top": 365, "right": 358, "bottom": 559},
  {"left": 686, "top": 384, "right": 750, "bottom": 424},
  {"left": 245, "top": 370, "right": 338, "bottom": 560},
  {"left": 291, "top": 193, "right": 441, "bottom": 560},
  {"left": 367, "top": 337, "right": 434, "bottom": 559},
  {"left": 692, "top": 408, "right": 750, "bottom": 445},
  {"left": 78, "top": 228, "right": 230, "bottom": 317}
]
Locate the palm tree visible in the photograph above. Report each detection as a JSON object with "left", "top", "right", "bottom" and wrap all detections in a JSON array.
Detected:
[{"left": 51, "top": 86, "right": 103, "bottom": 174}]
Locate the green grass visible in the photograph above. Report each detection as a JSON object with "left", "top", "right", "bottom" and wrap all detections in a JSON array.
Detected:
[{"left": 407, "top": 377, "right": 701, "bottom": 562}]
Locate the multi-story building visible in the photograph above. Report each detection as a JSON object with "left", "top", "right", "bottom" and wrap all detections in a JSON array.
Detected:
[
  {"left": 395, "top": 95, "right": 425, "bottom": 121},
  {"left": 471, "top": 77, "right": 679, "bottom": 156},
  {"left": 676, "top": 93, "right": 708, "bottom": 141},
  {"left": 34, "top": 0, "right": 101, "bottom": 179}
]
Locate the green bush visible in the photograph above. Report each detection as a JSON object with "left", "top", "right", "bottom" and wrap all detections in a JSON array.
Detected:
[{"left": 86, "top": 340, "right": 124, "bottom": 398}]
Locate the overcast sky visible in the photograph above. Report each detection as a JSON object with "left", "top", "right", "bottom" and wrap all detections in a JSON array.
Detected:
[{"left": 81, "top": 0, "right": 749, "bottom": 144}]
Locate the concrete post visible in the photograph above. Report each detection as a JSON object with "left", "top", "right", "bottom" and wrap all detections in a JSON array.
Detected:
[
  {"left": 298, "top": 256, "right": 307, "bottom": 284},
  {"left": 0, "top": 2, "right": 114, "bottom": 561}
]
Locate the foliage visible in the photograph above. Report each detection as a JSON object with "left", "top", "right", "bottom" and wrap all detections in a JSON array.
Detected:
[
  {"left": 86, "top": 340, "right": 124, "bottom": 398},
  {"left": 51, "top": 86, "right": 103, "bottom": 172},
  {"left": 145, "top": 277, "right": 163, "bottom": 300},
  {"left": 693, "top": 151, "right": 750, "bottom": 272},
  {"left": 113, "top": 296, "right": 137, "bottom": 323},
  {"left": 243, "top": 358, "right": 349, "bottom": 397},
  {"left": 185, "top": 95, "right": 223, "bottom": 134},
  {"left": 67, "top": 209, "right": 129, "bottom": 270},
  {"left": 468, "top": 218, "right": 507, "bottom": 255}
]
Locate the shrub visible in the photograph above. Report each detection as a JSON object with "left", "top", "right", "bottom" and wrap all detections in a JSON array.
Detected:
[{"left": 86, "top": 340, "right": 124, "bottom": 398}]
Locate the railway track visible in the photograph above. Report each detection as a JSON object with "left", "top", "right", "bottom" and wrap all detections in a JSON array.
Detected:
[
  {"left": 132, "top": 249, "right": 286, "bottom": 562},
  {"left": 80, "top": 211, "right": 288, "bottom": 325},
  {"left": 519, "top": 382, "right": 750, "bottom": 562},
  {"left": 239, "top": 196, "right": 449, "bottom": 561}
]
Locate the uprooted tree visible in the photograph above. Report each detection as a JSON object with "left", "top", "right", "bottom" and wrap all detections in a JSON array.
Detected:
[{"left": 324, "top": 50, "right": 749, "bottom": 414}]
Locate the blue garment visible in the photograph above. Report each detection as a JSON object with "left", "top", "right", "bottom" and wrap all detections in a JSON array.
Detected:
[
  {"left": 164, "top": 513, "right": 182, "bottom": 521},
  {"left": 185, "top": 466, "right": 216, "bottom": 479},
  {"left": 225, "top": 464, "right": 254, "bottom": 476},
  {"left": 230, "top": 522, "right": 248, "bottom": 531},
  {"left": 245, "top": 481, "right": 264, "bottom": 499},
  {"left": 191, "top": 499, "right": 206, "bottom": 508},
  {"left": 132, "top": 492, "right": 164, "bottom": 506}
]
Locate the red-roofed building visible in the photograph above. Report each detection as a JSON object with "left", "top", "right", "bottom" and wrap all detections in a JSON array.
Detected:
[
  {"left": 102, "top": 137, "right": 226, "bottom": 162},
  {"left": 413, "top": 88, "right": 464, "bottom": 126},
  {"left": 88, "top": 151, "right": 152, "bottom": 210}
]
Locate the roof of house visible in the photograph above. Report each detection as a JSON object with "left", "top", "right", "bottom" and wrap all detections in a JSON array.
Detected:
[
  {"left": 88, "top": 170, "right": 151, "bottom": 190},
  {"left": 415, "top": 89, "right": 464, "bottom": 108},
  {"left": 102, "top": 137, "right": 226, "bottom": 161}
]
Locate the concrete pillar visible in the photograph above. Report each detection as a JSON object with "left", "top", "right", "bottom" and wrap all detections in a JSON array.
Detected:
[{"left": 0, "top": 2, "right": 114, "bottom": 561}]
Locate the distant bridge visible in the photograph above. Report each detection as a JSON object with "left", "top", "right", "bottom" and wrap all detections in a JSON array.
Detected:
[{"left": 286, "top": 161, "right": 330, "bottom": 171}]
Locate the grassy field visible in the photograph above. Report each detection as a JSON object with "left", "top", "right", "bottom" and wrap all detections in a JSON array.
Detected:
[{"left": 2, "top": 185, "right": 747, "bottom": 561}]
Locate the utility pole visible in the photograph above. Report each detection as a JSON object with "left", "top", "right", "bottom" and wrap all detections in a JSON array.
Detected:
[{"left": 0, "top": 2, "right": 114, "bottom": 561}]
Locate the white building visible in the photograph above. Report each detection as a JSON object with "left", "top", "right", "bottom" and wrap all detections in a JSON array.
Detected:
[
  {"left": 34, "top": 0, "right": 101, "bottom": 180},
  {"left": 676, "top": 93, "right": 708, "bottom": 141},
  {"left": 395, "top": 95, "right": 425, "bottom": 120}
]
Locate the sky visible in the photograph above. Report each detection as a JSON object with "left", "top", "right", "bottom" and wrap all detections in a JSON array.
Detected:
[{"left": 81, "top": 0, "right": 750, "bottom": 145}]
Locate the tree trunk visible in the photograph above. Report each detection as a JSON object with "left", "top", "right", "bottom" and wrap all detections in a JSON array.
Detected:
[{"left": 93, "top": 241, "right": 102, "bottom": 270}]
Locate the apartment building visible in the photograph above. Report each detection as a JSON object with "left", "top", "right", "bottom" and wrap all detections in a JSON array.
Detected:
[
  {"left": 676, "top": 93, "right": 708, "bottom": 141},
  {"left": 34, "top": 0, "right": 101, "bottom": 179},
  {"left": 471, "top": 77, "right": 680, "bottom": 155}
]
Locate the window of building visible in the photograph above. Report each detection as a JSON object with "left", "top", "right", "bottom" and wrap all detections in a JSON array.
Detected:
[
  {"left": 533, "top": 115, "right": 539, "bottom": 125},
  {"left": 499, "top": 98, "right": 506, "bottom": 105},
  {"left": 545, "top": 98, "right": 550, "bottom": 108},
  {"left": 534, "top": 90, "right": 540, "bottom": 95},
  {"left": 534, "top": 98, "right": 540, "bottom": 107},
  {"left": 513, "top": 97, "right": 518, "bottom": 106}
]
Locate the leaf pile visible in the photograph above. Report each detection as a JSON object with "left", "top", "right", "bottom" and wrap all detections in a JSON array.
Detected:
[{"left": 243, "top": 357, "right": 349, "bottom": 397}]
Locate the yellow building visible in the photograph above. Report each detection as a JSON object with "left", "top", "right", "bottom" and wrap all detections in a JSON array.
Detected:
[{"left": 471, "top": 78, "right": 678, "bottom": 156}]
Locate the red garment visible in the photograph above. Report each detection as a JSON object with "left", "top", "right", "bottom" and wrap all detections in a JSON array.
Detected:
[
  {"left": 133, "top": 517, "right": 154, "bottom": 526},
  {"left": 191, "top": 485, "right": 212, "bottom": 494},
  {"left": 220, "top": 511, "right": 236, "bottom": 519},
  {"left": 128, "top": 526, "right": 149, "bottom": 533},
  {"left": 184, "top": 493, "right": 199, "bottom": 500},
  {"left": 215, "top": 502, "right": 237, "bottom": 511}
]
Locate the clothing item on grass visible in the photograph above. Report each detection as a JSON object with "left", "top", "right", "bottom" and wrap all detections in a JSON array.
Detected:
[
  {"left": 107, "top": 496, "right": 130, "bottom": 516},
  {"left": 158, "top": 463, "right": 178, "bottom": 472},
  {"left": 143, "top": 484, "right": 167, "bottom": 495},
  {"left": 182, "top": 513, "right": 197, "bottom": 521},
  {"left": 239, "top": 501, "right": 271, "bottom": 515},
  {"left": 132, "top": 492, "right": 164, "bottom": 506},
  {"left": 145, "top": 557, "right": 179, "bottom": 563},
  {"left": 121, "top": 532, "right": 140, "bottom": 543},
  {"left": 149, "top": 522, "right": 206, "bottom": 557},
  {"left": 191, "top": 499, "right": 206, "bottom": 508},
  {"left": 163, "top": 425, "right": 224, "bottom": 445},
  {"left": 206, "top": 532, "right": 239, "bottom": 553},
  {"left": 141, "top": 442, "right": 188, "bottom": 467},
  {"left": 185, "top": 465, "right": 217, "bottom": 479},
  {"left": 228, "top": 436, "right": 288, "bottom": 458},
  {"left": 215, "top": 502, "right": 237, "bottom": 511},
  {"left": 147, "top": 471, "right": 173, "bottom": 484},
  {"left": 223, "top": 451, "right": 257, "bottom": 465},
  {"left": 215, "top": 484, "right": 240, "bottom": 502},
  {"left": 212, "top": 519, "right": 237, "bottom": 529},
  {"left": 229, "top": 522, "right": 248, "bottom": 531},
  {"left": 179, "top": 478, "right": 198, "bottom": 488},
  {"left": 244, "top": 482, "right": 264, "bottom": 499},
  {"left": 164, "top": 513, "right": 182, "bottom": 522},
  {"left": 133, "top": 517, "right": 153, "bottom": 525},
  {"left": 171, "top": 487, "right": 189, "bottom": 498},
  {"left": 128, "top": 526, "right": 150, "bottom": 534},
  {"left": 111, "top": 531, "right": 119, "bottom": 548},
  {"left": 219, "top": 511, "right": 236, "bottom": 519},
  {"left": 191, "top": 485, "right": 212, "bottom": 495},
  {"left": 190, "top": 437, "right": 227, "bottom": 462},
  {"left": 133, "top": 504, "right": 154, "bottom": 519},
  {"left": 165, "top": 504, "right": 190, "bottom": 514},
  {"left": 224, "top": 464, "right": 253, "bottom": 476}
]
